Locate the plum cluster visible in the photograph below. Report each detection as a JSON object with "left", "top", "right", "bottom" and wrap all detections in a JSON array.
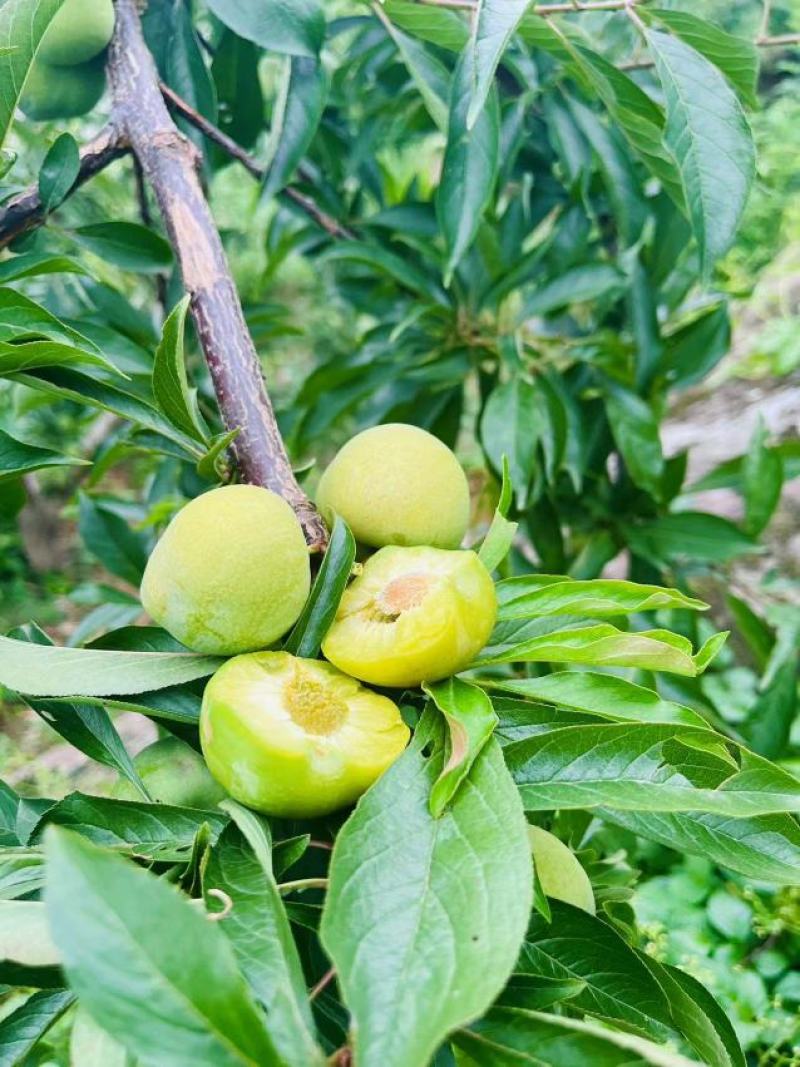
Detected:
[
  {"left": 21, "top": 0, "right": 114, "bottom": 121},
  {"left": 139, "top": 425, "right": 497, "bottom": 818}
]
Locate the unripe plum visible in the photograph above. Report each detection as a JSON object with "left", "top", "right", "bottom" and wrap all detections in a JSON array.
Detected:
[
  {"left": 529, "top": 826, "right": 595, "bottom": 914},
  {"left": 200, "top": 651, "right": 410, "bottom": 818},
  {"left": 20, "top": 57, "right": 105, "bottom": 121},
  {"left": 140, "top": 485, "right": 310, "bottom": 656},
  {"left": 321, "top": 545, "right": 497, "bottom": 688},
  {"left": 39, "top": 0, "right": 115, "bottom": 66},
  {"left": 316, "top": 423, "right": 470, "bottom": 549},
  {"left": 112, "top": 736, "right": 227, "bottom": 809}
]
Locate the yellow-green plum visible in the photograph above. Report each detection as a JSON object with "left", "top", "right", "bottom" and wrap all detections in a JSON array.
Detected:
[
  {"left": 39, "top": 0, "right": 115, "bottom": 66},
  {"left": 200, "top": 652, "right": 409, "bottom": 818},
  {"left": 316, "top": 423, "right": 470, "bottom": 549},
  {"left": 111, "top": 736, "right": 227, "bottom": 809},
  {"left": 322, "top": 545, "right": 496, "bottom": 688},
  {"left": 529, "top": 826, "right": 595, "bottom": 914},
  {"left": 19, "top": 57, "right": 105, "bottom": 121},
  {"left": 140, "top": 485, "right": 310, "bottom": 656}
]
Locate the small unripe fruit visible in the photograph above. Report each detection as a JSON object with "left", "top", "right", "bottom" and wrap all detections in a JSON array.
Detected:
[
  {"left": 140, "top": 485, "right": 310, "bottom": 656},
  {"left": 200, "top": 652, "right": 409, "bottom": 818},
  {"left": 20, "top": 57, "right": 105, "bottom": 121},
  {"left": 39, "top": 0, "right": 115, "bottom": 66},
  {"left": 322, "top": 545, "right": 497, "bottom": 688},
  {"left": 529, "top": 826, "right": 595, "bottom": 914},
  {"left": 316, "top": 424, "right": 470, "bottom": 549},
  {"left": 111, "top": 736, "right": 226, "bottom": 809}
]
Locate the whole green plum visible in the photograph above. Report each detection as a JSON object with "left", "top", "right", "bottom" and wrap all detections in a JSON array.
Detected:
[
  {"left": 140, "top": 485, "right": 310, "bottom": 656},
  {"left": 316, "top": 423, "right": 470, "bottom": 549},
  {"left": 20, "top": 57, "right": 105, "bottom": 120},
  {"left": 112, "top": 736, "right": 226, "bottom": 809},
  {"left": 39, "top": 0, "right": 115, "bottom": 66}
]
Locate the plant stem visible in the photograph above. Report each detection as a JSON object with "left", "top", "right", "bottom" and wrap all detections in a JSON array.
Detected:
[
  {"left": 106, "top": 0, "right": 327, "bottom": 549},
  {"left": 278, "top": 877, "right": 329, "bottom": 895}
]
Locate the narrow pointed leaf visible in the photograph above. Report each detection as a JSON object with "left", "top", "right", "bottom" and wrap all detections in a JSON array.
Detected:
[
  {"left": 152, "top": 295, "right": 207, "bottom": 444},
  {"left": 424, "top": 677, "right": 498, "bottom": 816}
]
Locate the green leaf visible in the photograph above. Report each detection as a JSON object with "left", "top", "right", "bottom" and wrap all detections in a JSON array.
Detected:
[
  {"left": 383, "top": 0, "right": 469, "bottom": 52},
  {"left": 484, "top": 671, "right": 708, "bottom": 728},
  {"left": 0, "top": 427, "right": 86, "bottom": 481},
  {"left": 646, "top": 29, "right": 755, "bottom": 273},
  {"left": 152, "top": 295, "right": 207, "bottom": 444},
  {"left": 0, "top": 635, "right": 221, "bottom": 697},
  {"left": 663, "top": 301, "right": 731, "bottom": 388},
  {"left": 203, "top": 809, "right": 325, "bottom": 1067},
  {"left": 478, "top": 455, "right": 518, "bottom": 573},
  {"left": 424, "top": 677, "right": 498, "bottom": 817},
  {"left": 639, "top": 954, "right": 745, "bottom": 1067},
  {"left": 742, "top": 417, "right": 783, "bottom": 536},
  {"left": 497, "top": 577, "right": 707, "bottom": 621},
  {"left": 205, "top": 0, "right": 324, "bottom": 58},
  {"left": 650, "top": 9, "right": 759, "bottom": 109},
  {"left": 72, "top": 222, "right": 174, "bottom": 274},
  {"left": 211, "top": 31, "right": 264, "bottom": 151},
  {"left": 0, "top": 899, "right": 60, "bottom": 967},
  {"left": 378, "top": 12, "right": 449, "bottom": 131},
  {"left": 521, "top": 901, "right": 673, "bottom": 1041},
  {"left": 741, "top": 652, "right": 798, "bottom": 760},
  {"left": 0, "top": 989, "right": 74, "bottom": 1067},
  {"left": 453, "top": 1007, "right": 703, "bottom": 1066},
  {"left": 78, "top": 494, "right": 149, "bottom": 587},
  {"left": 320, "top": 711, "right": 532, "bottom": 1067},
  {"left": 604, "top": 383, "right": 665, "bottom": 500},
  {"left": 0, "top": 252, "right": 86, "bottom": 284},
  {"left": 196, "top": 428, "right": 239, "bottom": 481},
  {"left": 284, "top": 516, "right": 355, "bottom": 658},
  {"left": 38, "top": 132, "right": 79, "bottom": 212},
  {"left": 601, "top": 808, "right": 800, "bottom": 885},
  {"left": 477, "top": 621, "right": 726, "bottom": 677},
  {"left": 44, "top": 828, "right": 284, "bottom": 1067},
  {"left": 70, "top": 1008, "right": 128, "bottom": 1067},
  {"left": 522, "top": 263, "right": 625, "bottom": 319},
  {"left": 467, "top": 0, "right": 532, "bottom": 129},
  {"left": 437, "top": 51, "right": 499, "bottom": 284},
  {"left": 506, "top": 721, "right": 800, "bottom": 818},
  {"left": 625, "top": 511, "right": 760, "bottom": 565},
  {"left": 0, "top": 0, "right": 65, "bottom": 149},
  {"left": 322, "top": 241, "right": 448, "bottom": 305},
  {"left": 263, "top": 56, "right": 328, "bottom": 198},
  {"left": 0, "top": 338, "right": 119, "bottom": 376},
  {"left": 480, "top": 377, "right": 541, "bottom": 508}
]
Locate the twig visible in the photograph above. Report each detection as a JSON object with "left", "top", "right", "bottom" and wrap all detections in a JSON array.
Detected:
[
  {"left": 159, "top": 82, "right": 355, "bottom": 241},
  {"left": 309, "top": 967, "right": 336, "bottom": 1001},
  {"left": 414, "top": 0, "right": 650, "bottom": 11},
  {"left": 0, "top": 124, "right": 128, "bottom": 248},
  {"left": 107, "top": 0, "right": 327, "bottom": 549},
  {"left": 278, "top": 877, "right": 329, "bottom": 895},
  {"left": 758, "top": 0, "right": 773, "bottom": 40}
]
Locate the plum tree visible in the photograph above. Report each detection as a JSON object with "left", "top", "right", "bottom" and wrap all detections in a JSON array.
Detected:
[
  {"left": 38, "top": 0, "right": 115, "bottom": 66},
  {"left": 19, "top": 57, "right": 105, "bottom": 121},
  {"left": 112, "top": 736, "right": 227, "bottom": 808},
  {"left": 140, "top": 484, "right": 311, "bottom": 656},
  {"left": 529, "top": 826, "right": 595, "bottom": 914},
  {"left": 200, "top": 652, "right": 410, "bottom": 817},
  {"left": 322, "top": 545, "right": 496, "bottom": 687},
  {"left": 316, "top": 424, "right": 470, "bottom": 549}
]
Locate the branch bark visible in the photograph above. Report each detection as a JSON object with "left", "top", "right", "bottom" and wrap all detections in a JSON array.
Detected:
[
  {"left": 0, "top": 124, "right": 128, "bottom": 249},
  {"left": 107, "top": 0, "right": 327, "bottom": 550}
]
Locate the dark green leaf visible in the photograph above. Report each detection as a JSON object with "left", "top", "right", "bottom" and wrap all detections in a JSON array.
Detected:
[
  {"left": 467, "top": 0, "right": 532, "bottom": 128},
  {"left": 78, "top": 494, "right": 149, "bottom": 587},
  {"left": 38, "top": 132, "right": 79, "bottom": 212},
  {"left": 0, "top": 427, "right": 86, "bottom": 481},
  {"left": 263, "top": 56, "right": 328, "bottom": 199},
  {"left": 284, "top": 516, "right": 355, "bottom": 658},
  {"left": 205, "top": 0, "right": 324, "bottom": 58},
  {"left": 742, "top": 417, "right": 783, "bottom": 536},
  {"left": 522, "top": 263, "right": 625, "bottom": 318},
  {"left": 663, "top": 302, "right": 731, "bottom": 388},
  {"left": 152, "top": 295, "right": 207, "bottom": 444},
  {"left": 72, "top": 222, "right": 174, "bottom": 274},
  {"left": 480, "top": 376, "right": 541, "bottom": 508},
  {"left": 625, "top": 512, "right": 760, "bottom": 565},
  {"left": 0, "top": 990, "right": 74, "bottom": 1067}
]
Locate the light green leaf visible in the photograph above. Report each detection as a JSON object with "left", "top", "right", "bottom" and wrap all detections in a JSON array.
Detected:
[
  {"left": 742, "top": 416, "right": 783, "bottom": 536},
  {"left": 383, "top": 0, "right": 468, "bottom": 52},
  {"left": 0, "top": 427, "right": 87, "bottom": 482},
  {"left": 646, "top": 29, "right": 755, "bottom": 273},
  {"left": 480, "top": 377, "right": 541, "bottom": 508},
  {"left": 378, "top": 13, "right": 449, "bottom": 131},
  {"left": 478, "top": 455, "right": 518, "bottom": 573},
  {"left": 424, "top": 677, "right": 498, "bottom": 816},
  {"left": 522, "top": 263, "right": 625, "bottom": 319},
  {"left": 0, "top": 338, "right": 119, "bottom": 376},
  {"left": 205, "top": 0, "right": 324, "bottom": 58},
  {"left": 44, "top": 828, "right": 283, "bottom": 1067},
  {"left": 496, "top": 577, "right": 707, "bottom": 620},
  {"left": 604, "top": 383, "right": 665, "bottom": 500},
  {"left": 0, "top": 0, "right": 65, "bottom": 149},
  {"left": 72, "top": 222, "right": 174, "bottom": 274},
  {"left": 0, "top": 635, "right": 221, "bottom": 697},
  {"left": 152, "top": 295, "right": 207, "bottom": 444},
  {"left": 467, "top": 0, "right": 532, "bottom": 129},
  {"left": 320, "top": 711, "right": 532, "bottom": 1067},
  {"left": 0, "top": 899, "right": 59, "bottom": 966}
]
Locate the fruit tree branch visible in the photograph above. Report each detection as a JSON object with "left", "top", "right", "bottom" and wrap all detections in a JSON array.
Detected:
[
  {"left": 0, "top": 124, "right": 129, "bottom": 249},
  {"left": 107, "top": 0, "right": 327, "bottom": 550},
  {"left": 159, "top": 82, "right": 355, "bottom": 241}
]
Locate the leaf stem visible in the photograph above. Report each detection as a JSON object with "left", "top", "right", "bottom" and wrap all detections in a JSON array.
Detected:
[{"left": 278, "top": 877, "right": 329, "bottom": 895}]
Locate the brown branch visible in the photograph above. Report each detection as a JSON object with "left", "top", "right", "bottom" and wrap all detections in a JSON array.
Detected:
[
  {"left": 0, "top": 124, "right": 128, "bottom": 249},
  {"left": 107, "top": 0, "right": 327, "bottom": 550},
  {"left": 159, "top": 82, "right": 355, "bottom": 241}
]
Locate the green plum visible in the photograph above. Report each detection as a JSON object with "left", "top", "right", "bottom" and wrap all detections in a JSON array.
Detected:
[
  {"left": 322, "top": 545, "right": 497, "bottom": 688},
  {"left": 140, "top": 484, "right": 311, "bottom": 656},
  {"left": 316, "top": 423, "right": 471, "bottom": 549},
  {"left": 20, "top": 57, "right": 105, "bottom": 121},
  {"left": 200, "top": 652, "right": 410, "bottom": 818},
  {"left": 529, "top": 826, "right": 595, "bottom": 914},
  {"left": 39, "top": 0, "right": 115, "bottom": 66},
  {"left": 112, "top": 736, "right": 226, "bottom": 809}
]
